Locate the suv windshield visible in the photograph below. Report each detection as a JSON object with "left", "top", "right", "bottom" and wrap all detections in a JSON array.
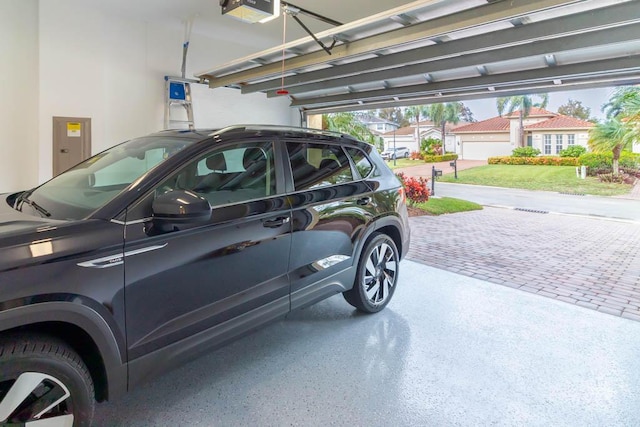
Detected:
[{"left": 16, "top": 136, "right": 195, "bottom": 220}]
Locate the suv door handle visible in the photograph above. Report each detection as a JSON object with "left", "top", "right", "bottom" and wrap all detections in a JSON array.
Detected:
[
  {"left": 357, "top": 197, "right": 371, "bottom": 206},
  {"left": 262, "top": 216, "right": 290, "bottom": 228}
]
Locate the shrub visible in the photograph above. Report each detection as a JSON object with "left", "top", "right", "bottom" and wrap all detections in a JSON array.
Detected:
[
  {"left": 579, "top": 152, "right": 640, "bottom": 176},
  {"left": 420, "top": 137, "right": 441, "bottom": 155},
  {"left": 488, "top": 156, "right": 579, "bottom": 166},
  {"left": 409, "top": 151, "right": 422, "bottom": 160},
  {"left": 559, "top": 145, "right": 586, "bottom": 157},
  {"left": 396, "top": 172, "right": 430, "bottom": 205},
  {"left": 422, "top": 153, "right": 458, "bottom": 163},
  {"left": 597, "top": 173, "right": 636, "bottom": 184},
  {"left": 512, "top": 147, "right": 541, "bottom": 157}
]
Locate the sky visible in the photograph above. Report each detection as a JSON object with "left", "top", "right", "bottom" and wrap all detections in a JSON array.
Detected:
[{"left": 463, "top": 87, "right": 616, "bottom": 122}]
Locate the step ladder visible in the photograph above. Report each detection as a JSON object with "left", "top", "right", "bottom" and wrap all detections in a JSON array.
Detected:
[{"left": 164, "top": 77, "right": 195, "bottom": 130}]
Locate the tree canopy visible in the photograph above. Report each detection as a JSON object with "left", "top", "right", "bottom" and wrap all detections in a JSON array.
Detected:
[
  {"left": 557, "top": 99, "right": 593, "bottom": 121},
  {"left": 588, "top": 86, "right": 640, "bottom": 175},
  {"left": 496, "top": 94, "right": 549, "bottom": 147}
]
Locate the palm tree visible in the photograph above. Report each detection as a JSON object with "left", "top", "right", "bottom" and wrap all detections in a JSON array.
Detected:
[
  {"left": 323, "top": 112, "right": 381, "bottom": 149},
  {"left": 427, "top": 103, "right": 461, "bottom": 154},
  {"left": 588, "top": 119, "right": 635, "bottom": 175},
  {"left": 405, "top": 105, "right": 429, "bottom": 150},
  {"left": 496, "top": 94, "right": 549, "bottom": 147},
  {"left": 602, "top": 86, "right": 640, "bottom": 140},
  {"left": 590, "top": 86, "right": 640, "bottom": 175}
]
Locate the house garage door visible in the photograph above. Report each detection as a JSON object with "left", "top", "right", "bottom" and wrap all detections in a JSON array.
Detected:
[{"left": 462, "top": 142, "right": 512, "bottom": 161}]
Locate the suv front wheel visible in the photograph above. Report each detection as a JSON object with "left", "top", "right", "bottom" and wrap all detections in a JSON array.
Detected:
[
  {"left": 344, "top": 233, "right": 399, "bottom": 313},
  {"left": 0, "top": 334, "right": 94, "bottom": 426}
]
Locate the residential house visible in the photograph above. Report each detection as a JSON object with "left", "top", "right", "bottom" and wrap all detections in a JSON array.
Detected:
[
  {"left": 381, "top": 120, "right": 460, "bottom": 154},
  {"left": 451, "top": 108, "right": 594, "bottom": 160},
  {"left": 359, "top": 115, "right": 399, "bottom": 134}
]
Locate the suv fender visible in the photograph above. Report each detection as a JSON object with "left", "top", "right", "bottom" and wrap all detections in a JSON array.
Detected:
[
  {"left": 0, "top": 299, "right": 128, "bottom": 400},
  {"left": 352, "top": 215, "right": 406, "bottom": 268}
]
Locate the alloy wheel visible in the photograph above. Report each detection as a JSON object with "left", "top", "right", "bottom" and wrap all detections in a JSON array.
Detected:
[
  {"left": 0, "top": 372, "right": 74, "bottom": 426},
  {"left": 362, "top": 242, "right": 398, "bottom": 306}
]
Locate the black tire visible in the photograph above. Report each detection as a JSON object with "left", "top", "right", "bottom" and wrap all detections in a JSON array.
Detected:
[
  {"left": 0, "top": 334, "right": 95, "bottom": 426},
  {"left": 404, "top": 152, "right": 409, "bottom": 158},
  {"left": 343, "top": 233, "right": 399, "bottom": 313}
]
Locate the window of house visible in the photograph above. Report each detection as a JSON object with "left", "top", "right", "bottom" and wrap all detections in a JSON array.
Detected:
[
  {"left": 287, "top": 142, "right": 353, "bottom": 190},
  {"left": 376, "top": 124, "right": 384, "bottom": 131},
  {"left": 567, "top": 134, "right": 575, "bottom": 146},
  {"left": 555, "top": 134, "right": 563, "bottom": 154},
  {"left": 544, "top": 135, "right": 552, "bottom": 154}
]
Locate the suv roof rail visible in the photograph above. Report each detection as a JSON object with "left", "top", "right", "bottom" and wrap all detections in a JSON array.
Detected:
[{"left": 211, "top": 124, "right": 361, "bottom": 142}]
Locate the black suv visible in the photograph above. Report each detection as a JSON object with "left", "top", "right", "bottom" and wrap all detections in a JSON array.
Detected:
[{"left": 0, "top": 125, "right": 410, "bottom": 426}]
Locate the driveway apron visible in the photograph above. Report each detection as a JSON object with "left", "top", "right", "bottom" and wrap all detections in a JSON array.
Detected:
[{"left": 408, "top": 208, "right": 640, "bottom": 321}]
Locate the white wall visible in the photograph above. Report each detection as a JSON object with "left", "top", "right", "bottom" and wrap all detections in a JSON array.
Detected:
[
  {"left": 0, "top": 0, "right": 39, "bottom": 193},
  {"left": 0, "top": 0, "right": 297, "bottom": 193}
]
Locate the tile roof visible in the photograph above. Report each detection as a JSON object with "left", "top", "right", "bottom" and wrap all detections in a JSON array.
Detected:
[
  {"left": 525, "top": 115, "right": 595, "bottom": 130},
  {"left": 505, "top": 107, "right": 556, "bottom": 118},
  {"left": 452, "top": 116, "right": 511, "bottom": 133},
  {"left": 382, "top": 126, "right": 416, "bottom": 136},
  {"left": 382, "top": 121, "right": 460, "bottom": 136},
  {"left": 452, "top": 110, "right": 593, "bottom": 133}
]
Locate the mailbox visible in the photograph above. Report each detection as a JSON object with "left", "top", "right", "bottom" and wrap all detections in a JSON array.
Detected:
[{"left": 434, "top": 169, "right": 443, "bottom": 177}]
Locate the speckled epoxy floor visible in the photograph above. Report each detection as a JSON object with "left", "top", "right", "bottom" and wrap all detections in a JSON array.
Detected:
[{"left": 94, "top": 261, "right": 640, "bottom": 426}]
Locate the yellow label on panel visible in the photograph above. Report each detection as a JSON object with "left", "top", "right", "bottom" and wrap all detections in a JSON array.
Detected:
[{"left": 67, "top": 122, "right": 81, "bottom": 138}]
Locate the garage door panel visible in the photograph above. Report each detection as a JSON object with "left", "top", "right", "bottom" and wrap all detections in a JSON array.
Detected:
[{"left": 462, "top": 142, "right": 512, "bottom": 160}]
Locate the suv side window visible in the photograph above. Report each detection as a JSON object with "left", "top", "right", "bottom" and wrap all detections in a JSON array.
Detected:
[
  {"left": 345, "top": 147, "right": 373, "bottom": 179},
  {"left": 127, "top": 141, "right": 276, "bottom": 219},
  {"left": 164, "top": 142, "right": 276, "bottom": 206},
  {"left": 286, "top": 142, "right": 353, "bottom": 191}
]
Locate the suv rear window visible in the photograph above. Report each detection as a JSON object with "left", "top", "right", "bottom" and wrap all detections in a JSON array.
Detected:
[
  {"left": 286, "top": 142, "right": 353, "bottom": 190},
  {"left": 345, "top": 147, "right": 373, "bottom": 179}
]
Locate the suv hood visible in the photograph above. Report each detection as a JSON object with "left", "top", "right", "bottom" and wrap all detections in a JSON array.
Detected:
[{"left": 0, "top": 194, "right": 57, "bottom": 238}]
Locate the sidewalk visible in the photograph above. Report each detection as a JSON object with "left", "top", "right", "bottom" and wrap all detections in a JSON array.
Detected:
[
  {"left": 615, "top": 180, "right": 640, "bottom": 200},
  {"left": 395, "top": 159, "right": 487, "bottom": 178}
]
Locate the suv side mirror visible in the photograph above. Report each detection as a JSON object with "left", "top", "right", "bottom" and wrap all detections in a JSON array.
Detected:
[{"left": 152, "top": 190, "right": 211, "bottom": 232}]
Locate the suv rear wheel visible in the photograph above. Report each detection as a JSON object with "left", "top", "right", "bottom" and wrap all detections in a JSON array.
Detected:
[
  {"left": 0, "top": 334, "right": 94, "bottom": 426},
  {"left": 344, "top": 233, "right": 399, "bottom": 313}
]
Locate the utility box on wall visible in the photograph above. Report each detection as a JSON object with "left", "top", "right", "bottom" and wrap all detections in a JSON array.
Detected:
[{"left": 221, "top": 0, "right": 277, "bottom": 23}]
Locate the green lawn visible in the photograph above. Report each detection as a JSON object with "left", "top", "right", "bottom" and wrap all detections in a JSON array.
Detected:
[
  {"left": 415, "top": 197, "right": 483, "bottom": 215},
  {"left": 438, "top": 165, "right": 632, "bottom": 196},
  {"left": 384, "top": 158, "right": 423, "bottom": 170}
]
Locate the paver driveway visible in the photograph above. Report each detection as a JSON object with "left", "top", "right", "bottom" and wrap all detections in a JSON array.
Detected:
[{"left": 408, "top": 207, "right": 640, "bottom": 320}]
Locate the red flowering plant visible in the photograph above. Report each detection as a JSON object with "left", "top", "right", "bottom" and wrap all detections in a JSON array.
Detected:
[{"left": 396, "top": 172, "right": 430, "bottom": 206}]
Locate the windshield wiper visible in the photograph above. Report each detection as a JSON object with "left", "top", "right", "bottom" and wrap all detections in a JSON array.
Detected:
[{"left": 16, "top": 191, "right": 51, "bottom": 217}]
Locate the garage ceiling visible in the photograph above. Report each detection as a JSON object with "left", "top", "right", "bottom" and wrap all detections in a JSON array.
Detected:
[{"left": 195, "top": 0, "right": 640, "bottom": 115}]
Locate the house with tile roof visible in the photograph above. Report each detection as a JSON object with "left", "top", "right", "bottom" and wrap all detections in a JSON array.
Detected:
[
  {"left": 359, "top": 115, "right": 399, "bottom": 134},
  {"left": 451, "top": 108, "right": 594, "bottom": 160},
  {"left": 381, "top": 120, "right": 460, "bottom": 154}
]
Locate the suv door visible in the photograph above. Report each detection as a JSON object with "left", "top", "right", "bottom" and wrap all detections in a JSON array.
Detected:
[
  {"left": 121, "top": 140, "right": 292, "bottom": 386},
  {"left": 284, "top": 140, "right": 377, "bottom": 310}
]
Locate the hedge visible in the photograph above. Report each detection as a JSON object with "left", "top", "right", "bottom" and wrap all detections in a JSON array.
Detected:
[
  {"left": 487, "top": 156, "right": 580, "bottom": 166},
  {"left": 578, "top": 152, "right": 640, "bottom": 176},
  {"left": 423, "top": 153, "right": 458, "bottom": 163}
]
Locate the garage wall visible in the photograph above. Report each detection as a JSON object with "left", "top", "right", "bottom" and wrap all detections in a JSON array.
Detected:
[
  {"left": 0, "top": 0, "right": 296, "bottom": 193},
  {"left": 0, "top": 0, "right": 40, "bottom": 193}
]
